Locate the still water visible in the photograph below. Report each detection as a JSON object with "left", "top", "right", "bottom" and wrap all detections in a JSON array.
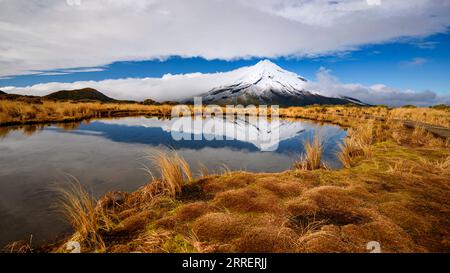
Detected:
[{"left": 0, "top": 116, "right": 347, "bottom": 248}]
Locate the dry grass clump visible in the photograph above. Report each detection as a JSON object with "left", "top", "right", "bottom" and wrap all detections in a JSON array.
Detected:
[
  {"left": 51, "top": 151, "right": 195, "bottom": 252},
  {"left": 155, "top": 201, "right": 213, "bottom": 232},
  {"left": 57, "top": 182, "right": 116, "bottom": 251},
  {"left": 192, "top": 213, "right": 248, "bottom": 244},
  {"left": 337, "top": 140, "right": 355, "bottom": 168},
  {"left": 202, "top": 172, "right": 256, "bottom": 193},
  {"left": 295, "top": 135, "right": 325, "bottom": 170},
  {"left": 295, "top": 225, "right": 349, "bottom": 253},
  {"left": 434, "top": 156, "right": 450, "bottom": 173},
  {"left": 258, "top": 178, "right": 305, "bottom": 197},
  {"left": 234, "top": 226, "right": 298, "bottom": 252},
  {"left": 212, "top": 187, "right": 282, "bottom": 213},
  {"left": 295, "top": 218, "right": 422, "bottom": 253},
  {"left": 337, "top": 123, "right": 374, "bottom": 168},
  {"left": 4, "top": 236, "right": 34, "bottom": 253},
  {"left": 339, "top": 219, "right": 424, "bottom": 252},
  {"left": 144, "top": 150, "right": 193, "bottom": 198},
  {"left": 170, "top": 202, "right": 212, "bottom": 223},
  {"left": 286, "top": 186, "right": 371, "bottom": 227}
]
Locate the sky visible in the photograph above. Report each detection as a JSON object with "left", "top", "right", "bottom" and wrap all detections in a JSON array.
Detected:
[{"left": 0, "top": 0, "right": 450, "bottom": 106}]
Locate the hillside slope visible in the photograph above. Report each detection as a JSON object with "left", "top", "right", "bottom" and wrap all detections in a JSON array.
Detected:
[{"left": 45, "top": 88, "right": 115, "bottom": 102}]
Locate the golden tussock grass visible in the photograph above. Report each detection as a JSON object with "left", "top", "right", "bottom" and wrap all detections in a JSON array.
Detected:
[
  {"left": 144, "top": 150, "right": 193, "bottom": 199},
  {"left": 212, "top": 187, "right": 283, "bottom": 213},
  {"left": 47, "top": 137, "right": 450, "bottom": 253},
  {"left": 56, "top": 180, "right": 116, "bottom": 251},
  {"left": 390, "top": 107, "right": 450, "bottom": 127},
  {"left": 4, "top": 235, "right": 33, "bottom": 253},
  {"left": 45, "top": 150, "right": 195, "bottom": 253},
  {"left": 234, "top": 226, "right": 298, "bottom": 252},
  {"left": 337, "top": 123, "right": 374, "bottom": 168},
  {"left": 279, "top": 104, "right": 450, "bottom": 128},
  {"left": 3, "top": 99, "right": 449, "bottom": 130},
  {"left": 295, "top": 135, "right": 325, "bottom": 170},
  {"left": 0, "top": 99, "right": 174, "bottom": 125}
]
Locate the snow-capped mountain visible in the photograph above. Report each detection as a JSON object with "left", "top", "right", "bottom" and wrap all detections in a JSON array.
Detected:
[{"left": 186, "top": 60, "right": 362, "bottom": 106}]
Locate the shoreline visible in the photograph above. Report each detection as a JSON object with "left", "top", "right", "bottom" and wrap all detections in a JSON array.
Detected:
[{"left": 1, "top": 100, "right": 449, "bottom": 137}]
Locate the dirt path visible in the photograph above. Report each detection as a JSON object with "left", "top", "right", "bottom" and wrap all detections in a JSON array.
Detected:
[
  {"left": 402, "top": 120, "right": 450, "bottom": 139},
  {"left": 370, "top": 116, "right": 449, "bottom": 138},
  {"left": 331, "top": 111, "right": 450, "bottom": 139}
]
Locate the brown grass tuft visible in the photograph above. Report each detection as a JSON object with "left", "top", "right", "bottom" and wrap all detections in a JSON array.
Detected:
[
  {"left": 212, "top": 187, "right": 282, "bottom": 213},
  {"left": 337, "top": 123, "right": 374, "bottom": 167},
  {"left": 57, "top": 181, "right": 115, "bottom": 250},
  {"left": 4, "top": 236, "right": 33, "bottom": 253},
  {"left": 258, "top": 178, "right": 304, "bottom": 197},
  {"left": 234, "top": 226, "right": 298, "bottom": 252},
  {"left": 145, "top": 150, "right": 193, "bottom": 199},
  {"left": 172, "top": 201, "right": 212, "bottom": 223},
  {"left": 192, "top": 212, "right": 248, "bottom": 244},
  {"left": 295, "top": 135, "right": 325, "bottom": 170}
]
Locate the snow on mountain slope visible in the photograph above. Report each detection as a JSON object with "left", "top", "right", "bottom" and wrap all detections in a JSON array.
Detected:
[
  {"left": 218, "top": 59, "right": 310, "bottom": 96},
  {"left": 186, "top": 60, "right": 358, "bottom": 106}
]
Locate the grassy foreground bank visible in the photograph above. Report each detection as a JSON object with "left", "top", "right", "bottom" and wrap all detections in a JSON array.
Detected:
[{"left": 6, "top": 109, "right": 449, "bottom": 253}]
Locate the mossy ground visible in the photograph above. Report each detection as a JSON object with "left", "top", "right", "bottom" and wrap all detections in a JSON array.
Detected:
[{"left": 48, "top": 139, "right": 449, "bottom": 253}]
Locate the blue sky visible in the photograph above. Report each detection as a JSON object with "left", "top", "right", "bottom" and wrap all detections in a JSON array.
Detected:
[
  {"left": 2, "top": 32, "right": 448, "bottom": 95},
  {"left": 1, "top": 0, "right": 450, "bottom": 106}
]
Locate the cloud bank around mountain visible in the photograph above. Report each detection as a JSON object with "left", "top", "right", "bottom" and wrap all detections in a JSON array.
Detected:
[
  {"left": 2, "top": 67, "right": 448, "bottom": 107},
  {"left": 306, "top": 68, "right": 449, "bottom": 106},
  {"left": 1, "top": 0, "right": 450, "bottom": 77}
]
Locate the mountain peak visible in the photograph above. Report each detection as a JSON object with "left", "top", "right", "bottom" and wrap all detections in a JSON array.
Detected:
[
  {"left": 235, "top": 60, "right": 307, "bottom": 93},
  {"left": 188, "top": 61, "right": 362, "bottom": 106},
  {"left": 253, "top": 59, "right": 282, "bottom": 70}
]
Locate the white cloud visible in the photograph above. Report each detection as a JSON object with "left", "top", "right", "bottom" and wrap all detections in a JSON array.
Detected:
[
  {"left": 38, "top": 72, "right": 71, "bottom": 76},
  {"left": 0, "top": 0, "right": 449, "bottom": 77},
  {"left": 306, "top": 67, "right": 449, "bottom": 106},
  {"left": 2, "top": 65, "right": 448, "bottom": 106},
  {"left": 62, "top": 68, "right": 106, "bottom": 73},
  {"left": 0, "top": 71, "right": 239, "bottom": 102}
]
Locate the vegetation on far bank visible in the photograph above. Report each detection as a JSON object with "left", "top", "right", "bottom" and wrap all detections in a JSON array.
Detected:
[
  {"left": 0, "top": 99, "right": 175, "bottom": 126},
  {"left": 5, "top": 107, "right": 449, "bottom": 253},
  {"left": 1, "top": 97, "right": 449, "bottom": 129}
]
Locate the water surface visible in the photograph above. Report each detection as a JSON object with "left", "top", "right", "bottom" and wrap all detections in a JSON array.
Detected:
[{"left": 0, "top": 116, "right": 346, "bottom": 248}]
